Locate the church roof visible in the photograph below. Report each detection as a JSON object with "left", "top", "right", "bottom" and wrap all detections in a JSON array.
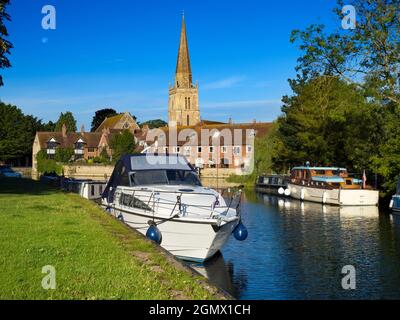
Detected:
[
  {"left": 175, "top": 15, "right": 192, "bottom": 86},
  {"left": 95, "top": 113, "right": 125, "bottom": 132}
]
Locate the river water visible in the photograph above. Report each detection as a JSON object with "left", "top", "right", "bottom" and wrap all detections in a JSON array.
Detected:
[{"left": 189, "top": 191, "right": 400, "bottom": 300}]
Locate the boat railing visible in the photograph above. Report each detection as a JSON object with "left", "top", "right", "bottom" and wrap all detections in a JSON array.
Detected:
[{"left": 113, "top": 187, "right": 242, "bottom": 219}]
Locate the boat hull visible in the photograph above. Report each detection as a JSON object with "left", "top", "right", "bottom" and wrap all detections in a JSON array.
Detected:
[
  {"left": 288, "top": 183, "right": 379, "bottom": 206},
  {"left": 105, "top": 205, "right": 239, "bottom": 262}
]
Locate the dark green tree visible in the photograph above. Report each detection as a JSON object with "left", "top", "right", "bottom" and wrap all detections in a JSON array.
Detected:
[
  {"left": 0, "top": 102, "right": 44, "bottom": 165},
  {"left": 140, "top": 119, "right": 168, "bottom": 129},
  {"left": 0, "top": 0, "right": 12, "bottom": 86},
  {"left": 41, "top": 120, "right": 56, "bottom": 132},
  {"left": 55, "top": 111, "right": 77, "bottom": 132},
  {"left": 110, "top": 130, "right": 137, "bottom": 161},
  {"left": 274, "top": 76, "right": 383, "bottom": 173},
  {"left": 90, "top": 108, "right": 117, "bottom": 132}
]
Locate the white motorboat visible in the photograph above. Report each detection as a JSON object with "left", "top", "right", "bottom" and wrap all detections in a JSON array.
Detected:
[
  {"left": 101, "top": 154, "right": 247, "bottom": 262},
  {"left": 287, "top": 166, "right": 379, "bottom": 206}
]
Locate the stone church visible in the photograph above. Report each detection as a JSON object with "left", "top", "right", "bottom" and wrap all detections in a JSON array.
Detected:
[{"left": 168, "top": 15, "right": 200, "bottom": 127}]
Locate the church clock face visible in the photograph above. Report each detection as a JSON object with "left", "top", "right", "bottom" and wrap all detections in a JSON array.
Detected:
[{"left": 123, "top": 122, "right": 129, "bottom": 129}]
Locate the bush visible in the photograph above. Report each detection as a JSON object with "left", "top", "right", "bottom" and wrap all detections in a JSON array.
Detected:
[{"left": 36, "top": 150, "right": 62, "bottom": 175}]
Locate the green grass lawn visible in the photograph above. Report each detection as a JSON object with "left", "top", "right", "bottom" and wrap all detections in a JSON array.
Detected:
[{"left": 0, "top": 178, "right": 222, "bottom": 300}]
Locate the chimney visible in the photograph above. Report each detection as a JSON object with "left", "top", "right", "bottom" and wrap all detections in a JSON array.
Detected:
[
  {"left": 61, "top": 123, "right": 67, "bottom": 138},
  {"left": 80, "top": 124, "right": 85, "bottom": 134}
]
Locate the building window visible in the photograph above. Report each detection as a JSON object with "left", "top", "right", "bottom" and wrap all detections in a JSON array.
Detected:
[
  {"left": 221, "top": 146, "right": 228, "bottom": 154},
  {"left": 197, "top": 146, "right": 202, "bottom": 153},
  {"left": 233, "top": 146, "right": 241, "bottom": 156},
  {"left": 187, "top": 114, "right": 190, "bottom": 126},
  {"left": 185, "top": 97, "right": 188, "bottom": 110},
  {"left": 184, "top": 146, "right": 191, "bottom": 156},
  {"left": 188, "top": 97, "right": 191, "bottom": 109},
  {"left": 173, "top": 146, "right": 180, "bottom": 153},
  {"left": 209, "top": 146, "right": 214, "bottom": 153},
  {"left": 246, "top": 145, "right": 252, "bottom": 153},
  {"left": 88, "top": 148, "right": 95, "bottom": 153}
]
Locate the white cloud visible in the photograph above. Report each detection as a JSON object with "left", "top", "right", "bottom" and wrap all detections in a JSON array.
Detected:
[
  {"left": 202, "top": 99, "right": 281, "bottom": 109},
  {"left": 202, "top": 76, "right": 245, "bottom": 90}
]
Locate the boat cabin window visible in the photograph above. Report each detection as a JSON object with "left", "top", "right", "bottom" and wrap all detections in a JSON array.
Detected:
[
  {"left": 129, "top": 170, "right": 201, "bottom": 187},
  {"left": 345, "top": 179, "right": 352, "bottom": 185},
  {"left": 315, "top": 170, "right": 326, "bottom": 175}
]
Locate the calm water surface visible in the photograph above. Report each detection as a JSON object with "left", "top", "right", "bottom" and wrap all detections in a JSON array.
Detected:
[{"left": 190, "top": 191, "right": 400, "bottom": 300}]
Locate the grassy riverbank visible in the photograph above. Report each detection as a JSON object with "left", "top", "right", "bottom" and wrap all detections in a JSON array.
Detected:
[{"left": 0, "top": 178, "right": 222, "bottom": 300}]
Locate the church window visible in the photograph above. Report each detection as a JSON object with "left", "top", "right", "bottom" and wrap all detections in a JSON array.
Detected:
[
  {"left": 187, "top": 114, "right": 190, "bottom": 126},
  {"left": 188, "top": 97, "right": 191, "bottom": 109}
]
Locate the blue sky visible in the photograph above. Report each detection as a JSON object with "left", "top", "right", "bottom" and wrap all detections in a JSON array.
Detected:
[{"left": 0, "top": 0, "right": 339, "bottom": 129}]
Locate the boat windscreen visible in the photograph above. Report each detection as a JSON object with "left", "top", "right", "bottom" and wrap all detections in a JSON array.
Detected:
[{"left": 130, "top": 170, "right": 201, "bottom": 186}]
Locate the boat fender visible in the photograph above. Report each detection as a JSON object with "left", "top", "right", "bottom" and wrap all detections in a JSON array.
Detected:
[
  {"left": 233, "top": 222, "right": 248, "bottom": 241},
  {"left": 301, "top": 188, "right": 305, "bottom": 200},
  {"left": 146, "top": 224, "right": 162, "bottom": 244},
  {"left": 389, "top": 199, "right": 394, "bottom": 209},
  {"left": 117, "top": 213, "right": 124, "bottom": 221},
  {"left": 278, "top": 187, "right": 284, "bottom": 195},
  {"left": 284, "top": 188, "right": 291, "bottom": 196}
]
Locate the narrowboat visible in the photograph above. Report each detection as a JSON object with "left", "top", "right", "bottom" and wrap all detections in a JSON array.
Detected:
[{"left": 255, "top": 174, "right": 289, "bottom": 195}]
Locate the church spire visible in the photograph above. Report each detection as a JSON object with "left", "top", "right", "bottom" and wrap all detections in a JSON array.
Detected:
[{"left": 175, "top": 14, "right": 192, "bottom": 88}]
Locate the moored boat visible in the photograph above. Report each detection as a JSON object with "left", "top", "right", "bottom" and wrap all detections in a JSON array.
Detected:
[
  {"left": 255, "top": 174, "right": 289, "bottom": 195},
  {"left": 389, "top": 179, "right": 400, "bottom": 214},
  {"left": 287, "top": 166, "right": 379, "bottom": 206},
  {"left": 101, "top": 154, "right": 247, "bottom": 262}
]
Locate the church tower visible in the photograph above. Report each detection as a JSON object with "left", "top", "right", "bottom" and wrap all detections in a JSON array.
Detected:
[{"left": 168, "top": 15, "right": 200, "bottom": 127}]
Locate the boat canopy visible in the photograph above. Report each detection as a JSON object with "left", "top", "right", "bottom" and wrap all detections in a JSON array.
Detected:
[{"left": 102, "top": 154, "right": 194, "bottom": 201}]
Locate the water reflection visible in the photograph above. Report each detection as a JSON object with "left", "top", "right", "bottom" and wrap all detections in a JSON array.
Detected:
[{"left": 197, "top": 191, "right": 400, "bottom": 299}]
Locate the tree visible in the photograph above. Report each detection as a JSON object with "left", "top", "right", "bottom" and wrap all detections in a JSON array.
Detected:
[
  {"left": 54, "top": 148, "right": 74, "bottom": 163},
  {"left": 41, "top": 120, "right": 56, "bottom": 132},
  {"left": 55, "top": 111, "right": 77, "bottom": 132},
  {"left": 140, "top": 119, "right": 168, "bottom": 129},
  {"left": 0, "top": 0, "right": 12, "bottom": 86},
  {"left": 90, "top": 108, "right": 117, "bottom": 132},
  {"left": 0, "top": 102, "right": 45, "bottom": 165},
  {"left": 273, "top": 76, "right": 383, "bottom": 173},
  {"left": 290, "top": 0, "right": 399, "bottom": 105},
  {"left": 110, "top": 130, "right": 137, "bottom": 161},
  {"left": 287, "top": 0, "right": 399, "bottom": 194}
]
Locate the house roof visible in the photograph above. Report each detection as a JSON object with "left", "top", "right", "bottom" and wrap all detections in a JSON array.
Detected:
[{"left": 36, "top": 132, "right": 104, "bottom": 149}]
